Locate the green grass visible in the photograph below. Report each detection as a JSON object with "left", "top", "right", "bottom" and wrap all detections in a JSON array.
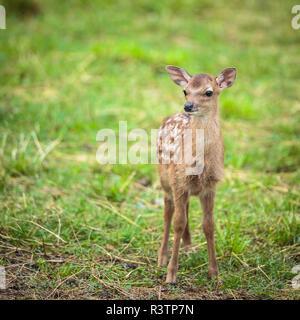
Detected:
[{"left": 0, "top": 0, "right": 299, "bottom": 299}]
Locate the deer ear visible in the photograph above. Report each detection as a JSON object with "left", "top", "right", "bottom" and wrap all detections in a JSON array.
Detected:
[
  {"left": 165, "top": 65, "right": 192, "bottom": 87},
  {"left": 216, "top": 67, "right": 237, "bottom": 90}
]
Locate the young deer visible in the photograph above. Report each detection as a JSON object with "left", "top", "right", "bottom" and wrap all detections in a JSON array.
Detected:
[{"left": 157, "top": 65, "right": 237, "bottom": 283}]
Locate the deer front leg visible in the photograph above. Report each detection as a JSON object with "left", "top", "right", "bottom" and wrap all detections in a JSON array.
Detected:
[
  {"left": 182, "top": 200, "right": 192, "bottom": 249},
  {"left": 166, "top": 191, "right": 188, "bottom": 283},
  {"left": 200, "top": 188, "right": 219, "bottom": 278},
  {"left": 158, "top": 195, "right": 174, "bottom": 267}
]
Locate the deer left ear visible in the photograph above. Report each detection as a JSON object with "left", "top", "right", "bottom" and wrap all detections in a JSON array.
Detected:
[
  {"left": 165, "top": 65, "right": 192, "bottom": 87},
  {"left": 216, "top": 67, "right": 237, "bottom": 90}
]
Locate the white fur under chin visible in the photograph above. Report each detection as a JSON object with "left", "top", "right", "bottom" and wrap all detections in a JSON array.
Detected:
[{"left": 188, "top": 113, "right": 210, "bottom": 124}]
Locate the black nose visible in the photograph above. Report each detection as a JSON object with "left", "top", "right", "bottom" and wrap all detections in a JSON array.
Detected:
[{"left": 184, "top": 103, "right": 193, "bottom": 112}]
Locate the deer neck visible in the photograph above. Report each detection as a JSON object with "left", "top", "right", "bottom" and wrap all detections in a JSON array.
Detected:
[{"left": 190, "top": 103, "right": 220, "bottom": 131}]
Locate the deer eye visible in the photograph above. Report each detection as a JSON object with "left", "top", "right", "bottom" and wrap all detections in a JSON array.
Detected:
[
  {"left": 205, "top": 90, "right": 213, "bottom": 97},
  {"left": 183, "top": 90, "right": 187, "bottom": 96}
]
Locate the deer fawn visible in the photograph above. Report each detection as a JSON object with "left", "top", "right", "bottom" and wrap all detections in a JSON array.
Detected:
[{"left": 157, "top": 65, "right": 237, "bottom": 283}]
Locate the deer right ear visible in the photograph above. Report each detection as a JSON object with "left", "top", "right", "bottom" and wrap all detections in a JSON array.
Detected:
[
  {"left": 216, "top": 67, "right": 237, "bottom": 90},
  {"left": 165, "top": 65, "right": 192, "bottom": 87}
]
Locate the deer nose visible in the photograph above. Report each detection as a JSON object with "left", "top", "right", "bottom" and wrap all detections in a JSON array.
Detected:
[{"left": 184, "top": 103, "right": 193, "bottom": 112}]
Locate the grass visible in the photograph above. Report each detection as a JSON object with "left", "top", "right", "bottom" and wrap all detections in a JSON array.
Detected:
[{"left": 0, "top": 0, "right": 299, "bottom": 299}]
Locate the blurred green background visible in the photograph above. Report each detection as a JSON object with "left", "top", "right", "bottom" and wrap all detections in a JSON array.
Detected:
[{"left": 0, "top": 0, "right": 299, "bottom": 299}]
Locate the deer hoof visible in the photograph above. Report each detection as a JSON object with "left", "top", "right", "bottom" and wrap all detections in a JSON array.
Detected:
[
  {"left": 158, "top": 252, "right": 168, "bottom": 267},
  {"left": 166, "top": 266, "right": 177, "bottom": 283},
  {"left": 208, "top": 267, "right": 219, "bottom": 279}
]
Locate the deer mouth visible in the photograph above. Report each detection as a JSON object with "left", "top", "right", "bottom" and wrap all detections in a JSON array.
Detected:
[
  {"left": 184, "top": 102, "right": 201, "bottom": 114},
  {"left": 185, "top": 107, "right": 201, "bottom": 115}
]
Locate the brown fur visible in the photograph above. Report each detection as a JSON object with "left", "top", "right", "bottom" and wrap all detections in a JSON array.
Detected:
[{"left": 157, "top": 65, "right": 236, "bottom": 283}]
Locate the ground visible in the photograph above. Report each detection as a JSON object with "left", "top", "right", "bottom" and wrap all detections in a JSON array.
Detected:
[{"left": 0, "top": 0, "right": 299, "bottom": 300}]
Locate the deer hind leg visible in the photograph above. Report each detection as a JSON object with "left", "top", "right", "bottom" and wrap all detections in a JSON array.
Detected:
[
  {"left": 166, "top": 191, "right": 189, "bottom": 283},
  {"left": 182, "top": 199, "right": 192, "bottom": 249},
  {"left": 200, "top": 188, "right": 219, "bottom": 278},
  {"left": 158, "top": 195, "right": 174, "bottom": 267}
]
